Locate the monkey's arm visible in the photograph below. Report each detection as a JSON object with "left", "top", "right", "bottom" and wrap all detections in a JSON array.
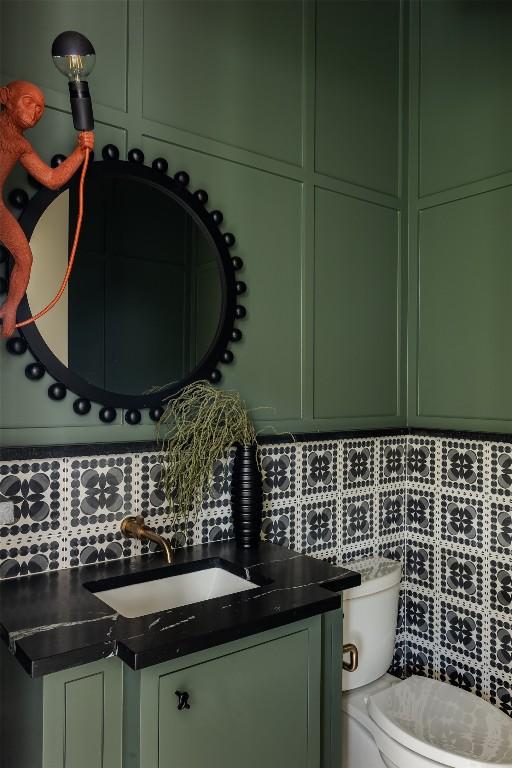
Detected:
[{"left": 19, "top": 132, "right": 94, "bottom": 191}]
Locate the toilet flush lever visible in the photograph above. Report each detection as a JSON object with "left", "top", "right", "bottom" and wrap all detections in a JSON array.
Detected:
[{"left": 343, "top": 643, "right": 359, "bottom": 672}]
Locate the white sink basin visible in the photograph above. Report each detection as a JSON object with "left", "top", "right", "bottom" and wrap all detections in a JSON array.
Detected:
[{"left": 92, "top": 567, "right": 258, "bottom": 618}]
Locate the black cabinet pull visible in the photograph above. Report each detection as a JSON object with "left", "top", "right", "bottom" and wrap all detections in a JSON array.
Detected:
[{"left": 175, "top": 690, "right": 191, "bottom": 710}]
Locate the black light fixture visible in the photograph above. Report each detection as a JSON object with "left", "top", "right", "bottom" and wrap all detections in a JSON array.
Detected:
[{"left": 51, "top": 31, "right": 95, "bottom": 131}]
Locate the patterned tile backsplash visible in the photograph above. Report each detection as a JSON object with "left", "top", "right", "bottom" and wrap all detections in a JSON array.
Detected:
[{"left": 1, "top": 431, "right": 512, "bottom": 717}]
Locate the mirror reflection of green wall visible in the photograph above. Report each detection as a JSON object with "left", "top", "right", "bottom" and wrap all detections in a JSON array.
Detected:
[{"left": 26, "top": 171, "right": 222, "bottom": 397}]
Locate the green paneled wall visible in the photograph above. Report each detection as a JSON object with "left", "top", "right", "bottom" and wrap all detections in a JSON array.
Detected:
[
  {"left": 418, "top": 0, "right": 512, "bottom": 197},
  {"left": 142, "top": 1, "right": 304, "bottom": 166},
  {"left": 5, "top": 0, "right": 512, "bottom": 443},
  {"left": 314, "top": 188, "right": 400, "bottom": 421},
  {"left": 407, "top": 0, "right": 512, "bottom": 432},
  {"left": 315, "top": 0, "right": 401, "bottom": 196},
  {"left": 0, "top": 0, "right": 405, "bottom": 446}
]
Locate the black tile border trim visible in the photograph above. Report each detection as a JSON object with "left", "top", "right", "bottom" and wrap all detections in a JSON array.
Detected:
[
  {"left": 0, "top": 440, "right": 158, "bottom": 461},
  {"left": 0, "top": 430, "right": 409, "bottom": 460},
  {"left": 2, "top": 426, "right": 512, "bottom": 462},
  {"left": 411, "top": 428, "right": 512, "bottom": 444}
]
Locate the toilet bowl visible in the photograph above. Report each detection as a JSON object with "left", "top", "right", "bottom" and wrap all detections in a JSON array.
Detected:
[{"left": 341, "top": 556, "right": 512, "bottom": 768}]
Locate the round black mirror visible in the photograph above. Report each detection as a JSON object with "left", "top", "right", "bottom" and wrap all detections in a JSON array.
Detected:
[{"left": 7, "top": 151, "right": 245, "bottom": 416}]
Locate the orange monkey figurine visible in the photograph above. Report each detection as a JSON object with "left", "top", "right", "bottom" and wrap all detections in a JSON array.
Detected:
[{"left": 0, "top": 80, "right": 94, "bottom": 338}]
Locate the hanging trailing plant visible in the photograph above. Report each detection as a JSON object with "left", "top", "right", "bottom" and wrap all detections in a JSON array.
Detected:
[{"left": 157, "top": 380, "right": 258, "bottom": 526}]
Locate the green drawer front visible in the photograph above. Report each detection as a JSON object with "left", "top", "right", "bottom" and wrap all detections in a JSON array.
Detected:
[{"left": 157, "top": 631, "right": 312, "bottom": 768}]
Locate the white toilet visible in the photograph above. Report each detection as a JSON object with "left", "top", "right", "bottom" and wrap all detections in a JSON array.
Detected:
[{"left": 341, "top": 556, "right": 512, "bottom": 768}]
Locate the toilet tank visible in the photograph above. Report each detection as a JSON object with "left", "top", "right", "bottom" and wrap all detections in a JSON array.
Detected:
[{"left": 342, "top": 556, "right": 401, "bottom": 692}]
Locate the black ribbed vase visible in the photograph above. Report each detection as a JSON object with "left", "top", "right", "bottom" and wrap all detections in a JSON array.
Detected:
[{"left": 231, "top": 443, "right": 262, "bottom": 548}]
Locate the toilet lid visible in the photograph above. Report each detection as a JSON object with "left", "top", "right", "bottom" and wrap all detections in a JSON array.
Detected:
[
  {"left": 343, "top": 556, "right": 401, "bottom": 600},
  {"left": 368, "top": 676, "right": 512, "bottom": 768}
]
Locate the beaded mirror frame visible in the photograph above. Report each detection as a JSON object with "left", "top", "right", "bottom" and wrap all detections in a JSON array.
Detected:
[{"left": 2, "top": 144, "right": 247, "bottom": 424}]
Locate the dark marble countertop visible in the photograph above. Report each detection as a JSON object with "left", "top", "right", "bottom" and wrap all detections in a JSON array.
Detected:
[{"left": 0, "top": 541, "right": 360, "bottom": 677}]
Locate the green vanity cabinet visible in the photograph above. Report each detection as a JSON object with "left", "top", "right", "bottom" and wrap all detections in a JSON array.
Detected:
[
  {"left": 0, "top": 612, "right": 342, "bottom": 768},
  {"left": 41, "top": 659, "right": 123, "bottom": 768},
  {"left": 134, "top": 620, "right": 322, "bottom": 768},
  {"left": 0, "top": 650, "right": 123, "bottom": 768}
]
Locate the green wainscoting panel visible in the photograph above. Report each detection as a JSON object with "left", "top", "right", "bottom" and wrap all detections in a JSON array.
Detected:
[
  {"left": 417, "top": 188, "right": 512, "bottom": 422},
  {"left": 314, "top": 188, "right": 400, "bottom": 420},
  {"left": 142, "top": 0, "right": 303, "bottom": 166},
  {"left": 315, "top": 0, "right": 401, "bottom": 196},
  {"left": 142, "top": 136, "right": 303, "bottom": 421},
  {"left": 0, "top": 0, "right": 128, "bottom": 113},
  {"left": 418, "top": 0, "right": 512, "bottom": 197}
]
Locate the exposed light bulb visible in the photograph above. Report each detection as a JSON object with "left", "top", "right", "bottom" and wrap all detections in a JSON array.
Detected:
[{"left": 51, "top": 31, "right": 95, "bottom": 131}]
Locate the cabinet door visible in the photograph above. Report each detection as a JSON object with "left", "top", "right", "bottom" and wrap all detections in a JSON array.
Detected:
[
  {"left": 42, "top": 658, "right": 123, "bottom": 768},
  {"left": 156, "top": 630, "right": 314, "bottom": 768}
]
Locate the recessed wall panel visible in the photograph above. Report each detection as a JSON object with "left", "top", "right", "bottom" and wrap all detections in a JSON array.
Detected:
[
  {"left": 0, "top": 0, "right": 128, "bottom": 112},
  {"left": 314, "top": 188, "right": 399, "bottom": 419},
  {"left": 417, "top": 187, "right": 512, "bottom": 420},
  {"left": 419, "top": 0, "right": 512, "bottom": 196},
  {"left": 143, "top": 136, "right": 303, "bottom": 422},
  {"left": 142, "top": 1, "right": 303, "bottom": 165},
  {"left": 315, "top": 0, "right": 401, "bottom": 195}
]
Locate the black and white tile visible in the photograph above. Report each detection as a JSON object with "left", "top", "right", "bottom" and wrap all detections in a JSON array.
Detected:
[
  {"left": 379, "top": 490, "right": 405, "bottom": 538},
  {"left": 490, "top": 616, "right": 512, "bottom": 677},
  {"left": 490, "top": 444, "right": 512, "bottom": 497},
  {"left": 201, "top": 512, "right": 234, "bottom": 544},
  {"left": 0, "top": 537, "right": 64, "bottom": 578},
  {"left": 379, "top": 438, "right": 406, "bottom": 484},
  {"left": 439, "top": 600, "right": 482, "bottom": 663},
  {"left": 490, "top": 675, "right": 512, "bottom": 717},
  {"left": 440, "top": 494, "right": 483, "bottom": 549},
  {"left": 490, "top": 502, "right": 512, "bottom": 555},
  {"left": 69, "top": 455, "right": 133, "bottom": 530},
  {"left": 406, "top": 590, "right": 434, "bottom": 642},
  {"left": 340, "top": 493, "right": 374, "bottom": 547},
  {"left": 261, "top": 505, "right": 296, "bottom": 549},
  {"left": 300, "top": 498, "right": 337, "bottom": 555},
  {"left": 406, "top": 540, "right": 434, "bottom": 590},
  {"left": 302, "top": 443, "right": 337, "bottom": 496},
  {"left": 406, "top": 488, "right": 435, "bottom": 538},
  {"left": 260, "top": 443, "right": 296, "bottom": 500},
  {"left": 441, "top": 548, "right": 483, "bottom": 606},
  {"left": 440, "top": 440, "right": 484, "bottom": 493},
  {"left": 339, "top": 543, "right": 375, "bottom": 565},
  {"left": 378, "top": 538, "right": 405, "bottom": 564},
  {"left": 440, "top": 654, "right": 482, "bottom": 696},
  {"left": 68, "top": 530, "right": 133, "bottom": 567},
  {"left": 0, "top": 460, "right": 62, "bottom": 538},
  {"left": 490, "top": 561, "right": 512, "bottom": 615},
  {"left": 342, "top": 439, "right": 374, "bottom": 490},
  {"left": 405, "top": 640, "right": 434, "bottom": 679},
  {"left": 406, "top": 438, "right": 436, "bottom": 485}
]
